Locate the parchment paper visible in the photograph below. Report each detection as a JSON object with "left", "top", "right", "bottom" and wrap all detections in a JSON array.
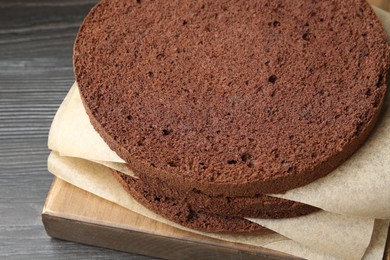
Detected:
[
  {"left": 265, "top": 219, "right": 389, "bottom": 260},
  {"left": 48, "top": 152, "right": 387, "bottom": 260},
  {"left": 374, "top": 6, "right": 390, "bottom": 43},
  {"left": 48, "top": 83, "right": 125, "bottom": 163}
]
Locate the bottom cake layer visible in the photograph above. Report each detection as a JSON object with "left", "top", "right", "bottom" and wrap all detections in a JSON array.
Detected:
[{"left": 113, "top": 171, "right": 319, "bottom": 233}]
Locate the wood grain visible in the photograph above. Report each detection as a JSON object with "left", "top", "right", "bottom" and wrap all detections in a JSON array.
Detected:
[
  {"left": 0, "top": 0, "right": 151, "bottom": 259},
  {"left": 0, "top": 0, "right": 389, "bottom": 259}
]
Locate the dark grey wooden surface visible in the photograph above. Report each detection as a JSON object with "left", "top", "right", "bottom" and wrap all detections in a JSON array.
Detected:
[{"left": 0, "top": 1, "right": 154, "bottom": 259}]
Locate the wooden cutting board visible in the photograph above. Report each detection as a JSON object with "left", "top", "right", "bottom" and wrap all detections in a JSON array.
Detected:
[
  {"left": 42, "top": 178, "right": 299, "bottom": 259},
  {"left": 42, "top": 178, "right": 389, "bottom": 259}
]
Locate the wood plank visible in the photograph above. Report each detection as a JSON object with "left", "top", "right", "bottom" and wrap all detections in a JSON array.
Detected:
[{"left": 43, "top": 178, "right": 300, "bottom": 260}]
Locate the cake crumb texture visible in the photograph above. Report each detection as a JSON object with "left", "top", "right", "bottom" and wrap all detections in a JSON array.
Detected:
[{"left": 75, "top": 0, "right": 389, "bottom": 196}]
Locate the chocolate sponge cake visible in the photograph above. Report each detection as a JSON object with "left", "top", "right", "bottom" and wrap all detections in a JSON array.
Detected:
[
  {"left": 115, "top": 170, "right": 319, "bottom": 219},
  {"left": 73, "top": 0, "right": 389, "bottom": 231},
  {"left": 112, "top": 171, "right": 266, "bottom": 233},
  {"left": 74, "top": 0, "right": 389, "bottom": 198},
  {"left": 113, "top": 171, "right": 318, "bottom": 233}
]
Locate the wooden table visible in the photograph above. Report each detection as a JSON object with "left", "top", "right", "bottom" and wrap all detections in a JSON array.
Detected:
[
  {"left": 0, "top": 1, "right": 388, "bottom": 259},
  {"left": 0, "top": 1, "right": 151, "bottom": 258}
]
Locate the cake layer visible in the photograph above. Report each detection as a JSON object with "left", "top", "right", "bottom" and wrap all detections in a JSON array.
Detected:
[
  {"left": 113, "top": 171, "right": 318, "bottom": 233},
  {"left": 74, "top": 0, "right": 389, "bottom": 196},
  {"left": 125, "top": 169, "right": 319, "bottom": 219},
  {"left": 113, "top": 171, "right": 268, "bottom": 233}
]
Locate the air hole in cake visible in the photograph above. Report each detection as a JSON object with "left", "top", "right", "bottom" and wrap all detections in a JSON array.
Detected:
[
  {"left": 240, "top": 152, "right": 251, "bottom": 162},
  {"left": 167, "top": 161, "right": 178, "bottom": 167},
  {"left": 182, "top": 20, "right": 187, "bottom": 25},
  {"left": 268, "top": 75, "right": 277, "bottom": 84},
  {"left": 156, "top": 53, "right": 165, "bottom": 60},
  {"left": 265, "top": 107, "right": 276, "bottom": 116},
  {"left": 302, "top": 32, "right": 310, "bottom": 41},
  {"left": 126, "top": 115, "right": 133, "bottom": 120},
  {"left": 154, "top": 197, "right": 160, "bottom": 202},
  {"left": 376, "top": 75, "right": 384, "bottom": 88},
  {"left": 227, "top": 160, "right": 237, "bottom": 165},
  {"left": 187, "top": 207, "right": 196, "bottom": 221},
  {"left": 373, "top": 96, "right": 380, "bottom": 108},
  {"left": 354, "top": 121, "right": 364, "bottom": 135},
  {"left": 247, "top": 161, "right": 256, "bottom": 168},
  {"left": 192, "top": 188, "right": 201, "bottom": 194},
  {"left": 136, "top": 0, "right": 141, "bottom": 4},
  {"left": 199, "top": 162, "right": 207, "bottom": 170},
  {"left": 148, "top": 71, "right": 154, "bottom": 77},
  {"left": 271, "top": 149, "right": 280, "bottom": 159},
  {"left": 162, "top": 129, "right": 171, "bottom": 136}
]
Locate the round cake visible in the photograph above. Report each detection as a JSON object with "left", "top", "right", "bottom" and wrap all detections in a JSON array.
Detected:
[
  {"left": 74, "top": 0, "right": 389, "bottom": 231},
  {"left": 74, "top": 0, "right": 388, "bottom": 197}
]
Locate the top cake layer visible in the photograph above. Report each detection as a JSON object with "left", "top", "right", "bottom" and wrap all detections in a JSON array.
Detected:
[{"left": 74, "top": 0, "right": 389, "bottom": 196}]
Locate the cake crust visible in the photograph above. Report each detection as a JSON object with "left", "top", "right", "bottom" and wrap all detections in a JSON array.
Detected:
[
  {"left": 113, "top": 170, "right": 269, "bottom": 233},
  {"left": 125, "top": 168, "right": 319, "bottom": 219},
  {"left": 74, "top": 0, "right": 389, "bottom": 196}
]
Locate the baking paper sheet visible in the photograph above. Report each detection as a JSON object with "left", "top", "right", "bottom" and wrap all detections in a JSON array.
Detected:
[
  {"left": 374, "top": 6, "right": 390, "bottom": 43},
  {"left": 266, "top": 218, "right": 389, "bottom": 260},
  {"left": 48, "top": 83, "right": 125, "bottom": 163},
  {"left": 248, "top": 212, "right": 374, "bottom": 259},
  {"left": 48, "top": 152, "right": 388, "bottom": 260}
]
